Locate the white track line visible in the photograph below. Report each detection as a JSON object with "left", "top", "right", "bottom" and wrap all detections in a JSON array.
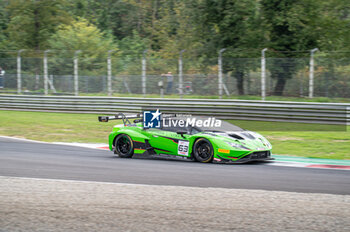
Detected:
[{"left": 0, "top": 135, "right": 109, "bottom": 150}]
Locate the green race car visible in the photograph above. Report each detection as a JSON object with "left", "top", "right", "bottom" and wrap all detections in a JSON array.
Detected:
[{"left": 99, "top": 113, "right": 273, "bottom": 163}]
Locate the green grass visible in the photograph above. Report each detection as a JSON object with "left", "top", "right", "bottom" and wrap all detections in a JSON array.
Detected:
[
  {"left": 227, "top": 120, "right": 349, "bottom": 160},
  {"left": 0, "top": 110, "right": 114, "bottom": 143},
  {"left": 0, "top": 110, "right": 349, "bottom": 160}
]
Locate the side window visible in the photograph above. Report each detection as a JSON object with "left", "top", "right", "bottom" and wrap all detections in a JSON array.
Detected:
[{"left": 190, "top": 127, "right": 201, "bottom": 135}]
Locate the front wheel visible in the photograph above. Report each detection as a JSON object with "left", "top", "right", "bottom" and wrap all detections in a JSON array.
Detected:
[
  {"left": 193, "top": 138, "right": 214, "bottom": 163},
  {"left": 114, "top": 134, "right": 134, "bottom": 158}
]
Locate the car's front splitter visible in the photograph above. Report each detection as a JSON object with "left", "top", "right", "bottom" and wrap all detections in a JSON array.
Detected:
[
  {"left": 214, "top": 156, "right": 274, "bottom": 164},
  {"left": 214, "top": 151, "right": 274, "bottom": 164}
]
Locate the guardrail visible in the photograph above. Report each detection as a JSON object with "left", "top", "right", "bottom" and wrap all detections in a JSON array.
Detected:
[{"left": 0, "top": 95, "right": 349, "bottom": 125}]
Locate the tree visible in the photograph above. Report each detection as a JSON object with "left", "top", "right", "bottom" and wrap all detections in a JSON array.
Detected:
[
  {"left": 6, "top": 0, "right": 72, "bottom": 50},
  {"left": 68, "top": 0, "right": 155, "bottom": 41},
  {"left": 192, "top": 0, "right": 262, "bottom": 95},
  {"left": 261, "top": 0, "right": 321, "bottom": 95},
  {"left": 317, "top": 0, "right": 350, "bottom": 51},
  {"left": 48, "top": 18, "right": 117, "bottom": 75},
  {"left": 116, "top": 30, "right": 149, "bottom": 75},
  {"left": 0, "top": 0, "right": 10, "bottom": 52}
]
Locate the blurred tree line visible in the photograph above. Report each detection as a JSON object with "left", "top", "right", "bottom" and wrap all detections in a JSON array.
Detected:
[{"left": 0, "top": 0, "right": 349, "bottom": 95}]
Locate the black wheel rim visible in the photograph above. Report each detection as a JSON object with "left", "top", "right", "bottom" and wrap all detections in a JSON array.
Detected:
[
  {"left": 196, "top": 141, "right": 211, "bottom": 159},
  {"left": 117, "top": 136, "right": 131, "bottom": 154}
]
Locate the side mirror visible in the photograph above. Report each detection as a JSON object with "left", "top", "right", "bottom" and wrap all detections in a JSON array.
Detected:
[{"left": 176, "top": 130, "right": 187, "bottom": 138}]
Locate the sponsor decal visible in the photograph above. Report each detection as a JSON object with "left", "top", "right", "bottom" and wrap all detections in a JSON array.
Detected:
[
  {"left": 143, "top": 109, "right": 161, "bottom": 128},
  {"left": 178, "top": 140, "right": 190, "bottom": 156},
  {"left": 218, "top": 148, "right": 230, "bottom": 154},
  {"left": 143, "top": 109, "right": 222, "bottom": 129},
  {"left": 163, "top": 117, "right": 221, "bottom": 128}
]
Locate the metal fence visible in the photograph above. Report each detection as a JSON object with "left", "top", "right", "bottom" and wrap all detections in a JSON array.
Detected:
[
  {"left": 0, "top": 50, "right": 350, "bottom": 99},
  {"left": 0, "top": 95, "right": 349, "bottom": 127}
]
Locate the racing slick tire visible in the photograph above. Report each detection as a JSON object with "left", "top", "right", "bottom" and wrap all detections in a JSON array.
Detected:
[
  {"left": 114, "top": 134, "right": 134, "bottom": 158},
  {"left": 193, "top": 138, "right": 214, "bottom": 163}
]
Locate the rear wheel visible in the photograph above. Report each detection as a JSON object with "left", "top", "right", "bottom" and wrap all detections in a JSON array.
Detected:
[
  {"left": 114, "top": 134, "right": 134, "bottom": 158},
  {"left": 193, "top": 138, "right": 214, "bottom": 163}
]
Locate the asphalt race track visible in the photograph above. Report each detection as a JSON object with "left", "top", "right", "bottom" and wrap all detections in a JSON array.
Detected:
[{"left": 0, "top": 137, "right": 349, "bottom": 195}]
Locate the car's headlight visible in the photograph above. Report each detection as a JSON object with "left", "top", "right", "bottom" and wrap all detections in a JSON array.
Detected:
[
  {"left": 250, "top": 131, "right": 272, "bottom": 149},
  {"left": 226, "top": 142, "right": 250, "bottom": 150},
  {"left": 265, "top": 140, "right": 272, "bottom": 149}
]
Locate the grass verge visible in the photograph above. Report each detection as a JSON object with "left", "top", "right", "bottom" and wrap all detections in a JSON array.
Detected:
[
  {"left": 0, "top": 110, "right": 349, "bottom": 160},
  {"left": 0, "top": 110, "right": 114, "bottom": 143},
  {"left": 227, "top": 120, "right": 349, "bottom": 160}
]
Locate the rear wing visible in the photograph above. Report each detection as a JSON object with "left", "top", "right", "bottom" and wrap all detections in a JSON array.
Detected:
[
  {"left": 98, "top": 112, "right": 185, "bottom": 126},
  {"left": 98, "top": 113, "right": 142, "bottom": 125}
]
